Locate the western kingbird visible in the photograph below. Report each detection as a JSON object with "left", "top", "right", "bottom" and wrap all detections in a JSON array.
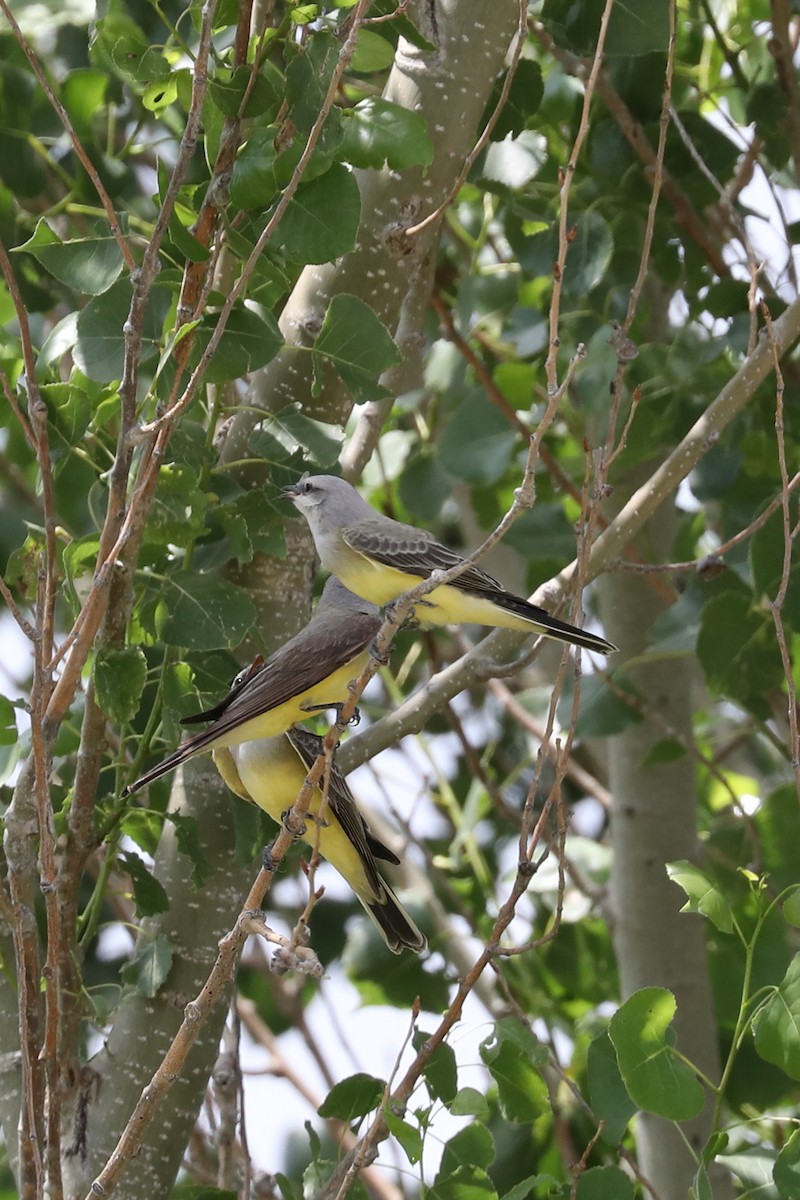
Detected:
[
  {"left": 123, "top": 578, "right": 382, "bottom": 796},
  {"left": 213, "top": 729, "right": 426, "bottom": 953},
  {"left": 284, "top": 474, "right": 616, "bottom": 654}
]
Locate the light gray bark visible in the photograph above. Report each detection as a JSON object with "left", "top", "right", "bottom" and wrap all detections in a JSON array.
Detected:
[
  {"left": 61, "top": 760, "right": 255, "bottom": 1199},
  {"left": 597, "top": 486, "right": 732, "bottom": 1200}
]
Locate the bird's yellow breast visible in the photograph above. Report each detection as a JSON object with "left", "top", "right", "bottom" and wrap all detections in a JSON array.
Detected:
[
  {"left": 231, "top": 740, "right": 377, "bottom": 899},
  {"left": 334, "top": 549, "right": 533, "bottom": 631},
  {"left": 207, "top": 651, "right": 372, "bottom": 750}
]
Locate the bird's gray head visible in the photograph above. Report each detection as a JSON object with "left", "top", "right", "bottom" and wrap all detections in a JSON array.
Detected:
[
  {"left": 316, "top": 574, "right": 380, "bottom": 617},
  {"left": 282, "top": 474, "right": 374, "bottom": 527}
]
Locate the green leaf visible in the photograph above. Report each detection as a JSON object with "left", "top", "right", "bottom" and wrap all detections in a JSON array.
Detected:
[
  {"left": 586, "top": 1031, "right": 636, "bottom": 1145},
  {"left": 449, "top": 1087, "right": 490, "bottom": 1120},
  {"left": 231, "top": 127, "right": 278, "bottom": 210},
  {"left": 274, "top": 1173, "right": 301, "bottom": 1200},
  {"left": 317, "top": 1072, "right": 385, "bottom": 1119},
  {"left": 479, "top": 1018, "right": 548, "bottom": 1123},
  {"left": 643, "top": 738, "right": 686, "bottom": 766},
  {"left": 429, "top": 1166, "right": 498, "bottom": 1200},
  {"left": 576, "top": 1166, "right": 634, "bottom": 1200},
  {"left": 398, "top": 454, "right": 452, "bottom": 523},
  {"left": 121, "top": 807, "right": 164, "bottom": 857},
  {"left": 697, "top": 592, "right": 782, "bottom": 709},
  {"left": 159, "top": 574, "right": 256, "bottom": 651},
  {"left": 41, "top": 382, "right": 92, "bottom": 452},
  {"left": 273, "top": 164, "right": 360, "bottom": 265},
  {"left": 312, "top": 294, "right": 401, "bottom": 404},
  {"left": 0, "top": 697, "right": 17, "bottom": 747},
  {"left": 542, "top": 0, "right": 669, "bottom": 56},
  {"left": 286, "top": 31, "right": 339, "bottom": 132},
  {"left": 753, "top": 954, "right": 800, "bottom": 1079},
  {"left": 666, "top": 860, "right": 734, "bottom": 934},
  {"left": 74, "top": 279, "right": 170, "bottom": 383},
  {"left": 189, "top": 304, "right": 283, "bottom": 382},
  {"left": 109, "top": 34, "right": 171, "bottom": 82},
  {"left": 755, "top": 785, "right": 800, "bottom": 895},
  {"left": 231, "top": 491, "right": 287, "bottom": 557},
  {"left": 121, "top": 933, "right": 173, "bottom": 998},
  {"left": 94, "top": 646, "right": 147, "bottom": 725},
  {"left": 438, "top": 393, "right": 516, "bottom": 486},
  {"left": 485, "top": 60, "right": 545, "bottom": 141},
  {"left": 118, "top": 851, "right": 170, "bottom": 916},
  {"left": 784, "top": 891, "right": 800, "bottom": 929},
  {"left": 383, "top": 1111, "right": 423, "bottom": 1164},
  {"left": 518, "top": 212, "right": 613, "bottom": 296},
  {"left": 500, "top": 1178, "right": 562, "bottom": 1200},
  {"left": 502, "top": 501, "right": 580, "bottom": 562},
  {"left": 412, "top": 1032, "right": 458, "bottom": 1103},
  {"left": 774, "top": 1127, "right": 800, "bottom": 1198},
  {"left": 438, "top": 1124, "right": 495, "bottom": 1180},
  {"left": 209, "top": 62, "right": 283, "bottom": 120},
  {"left": 350, "top": 29, "right": 395, "bottom": 73},
  {"left": 691, "top": 1163, "right": 713, "bottom": 1200},
  {"left": 62, "top": 68, "right": 110, "bottom": 136},
  {"left": 269, "top": 408, "right": 343, "bottom": 468},
  {"left": 17, "top": 218, "right": 124, "bottom": 295},
  {"left": 608, "top": 988, "right": 705, "bottom": 1120},
  {"left": 339, "top": 99, "right": 433, "bottom": 170}
]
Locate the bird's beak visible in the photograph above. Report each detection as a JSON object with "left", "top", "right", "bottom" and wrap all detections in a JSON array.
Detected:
[{"left": 281, "top": 472, "right": 308, "bottom": 501}]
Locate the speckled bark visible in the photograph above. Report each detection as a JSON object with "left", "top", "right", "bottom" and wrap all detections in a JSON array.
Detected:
[
  {"left": 222, "top": 0, "right": 519, "bottom": 460},
  {"left": 60, "top": 760, "right": 254, "bottom": 1199}
]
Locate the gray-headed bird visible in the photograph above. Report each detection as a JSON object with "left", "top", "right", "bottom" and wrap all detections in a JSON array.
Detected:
[
  {"left": 213, "top": 729, "right": 426, "bottom": 954},
  {"left": 123, "top": 578, "right": 381, "bottom": 796},
  {"left": 284, "top": 474, "right": 615, "bottom": 654}
]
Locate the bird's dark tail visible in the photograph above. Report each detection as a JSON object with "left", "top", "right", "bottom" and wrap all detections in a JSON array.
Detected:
[
  {"left": 360, "top": 885, "right": 426, "bottom": 954},
  {"left": 488, "top": 590, "right": 617, "bottom": 654},
  {"left": 122, "top": 728, "right": 217, "bottom": 797}
]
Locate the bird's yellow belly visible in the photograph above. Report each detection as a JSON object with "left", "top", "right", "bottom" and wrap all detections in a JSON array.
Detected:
[
  {"left": 209, "top": 653, "right": 371, "bottom": 749},
  {"left": 335, "top": 554, "right": 528, "bottom": 630},
  {"left": 231, "top": 741, "right": 375, "bottom": 897}
]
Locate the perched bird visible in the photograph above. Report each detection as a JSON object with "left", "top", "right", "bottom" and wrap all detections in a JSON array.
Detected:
[
  {"left": 284, "top": 474, "right": 616, "bottom": 654},
  {"left": 123, "top": 578, "right": 381, "bottom": 796},
  {"left": 213, "top": 729, "right": 426, "bottom": 954}
]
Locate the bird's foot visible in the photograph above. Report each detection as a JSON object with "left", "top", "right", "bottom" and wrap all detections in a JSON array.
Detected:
[
  {"left": 281, "top": 808, "right": 307, "bottom": 838},
  {"left": 385, "top": 597, "right": 424, "bottom": 630}
]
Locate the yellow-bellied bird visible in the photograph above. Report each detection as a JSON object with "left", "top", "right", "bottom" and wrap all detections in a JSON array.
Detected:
[
  {"left": 284, "top": 474, "right": 616, "bottom": 654},
  {"left": 213, "top": 728, "right": 426, "bottom": 954}
]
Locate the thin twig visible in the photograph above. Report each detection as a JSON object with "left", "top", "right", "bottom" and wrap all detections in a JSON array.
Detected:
[
  {"left": 760, "top": 301, "right": 800, "bottom": 799},
  {"left": 543, "top": 0, "right": 616, "bottom": 392}
]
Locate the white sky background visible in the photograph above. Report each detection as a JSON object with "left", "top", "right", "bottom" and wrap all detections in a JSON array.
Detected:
[{"left": 2, "top": 70, "right": 800, "bottom": 1187}]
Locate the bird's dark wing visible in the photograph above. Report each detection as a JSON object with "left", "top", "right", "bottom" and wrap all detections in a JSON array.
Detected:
[
  {"left": 287, "top": 735, "right": 423, "bottom": 955},
  {"left": 343, "top": 520, "right": 504, "bottom": 591},
  {"left": 179, "top": 608, "right": 380, "bottom": 736},
  {"left": 287, "top": 728, "right": 399, "bottom": 879},
  {"left": 344, "top": 521, "right": 616, "bottom": 654}
]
